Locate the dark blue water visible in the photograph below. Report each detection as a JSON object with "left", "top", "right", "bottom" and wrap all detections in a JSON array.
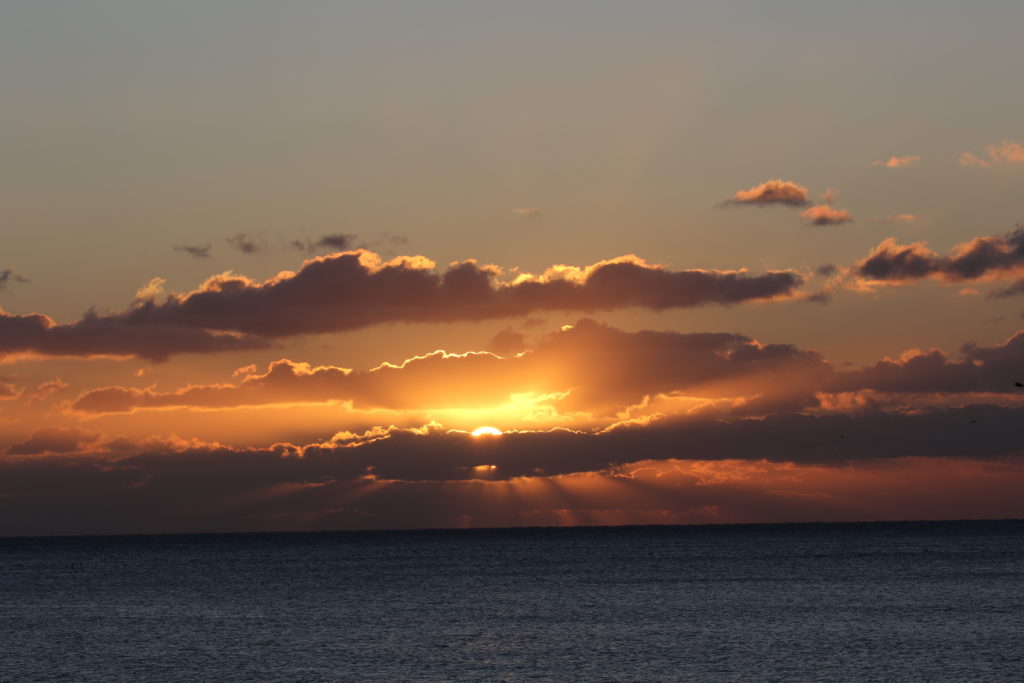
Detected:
[{"left": 1, "top": 520, "right": 1023, "bottom": 681}]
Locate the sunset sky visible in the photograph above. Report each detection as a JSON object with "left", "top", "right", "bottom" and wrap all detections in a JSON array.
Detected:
[{"left": 2, "top": 1, "right": 1023, "bottom": 536}]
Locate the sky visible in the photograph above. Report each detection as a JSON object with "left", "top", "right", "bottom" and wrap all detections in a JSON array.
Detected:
[{"left": 1, "top": 1, "right": 1023, "bottom": 536}]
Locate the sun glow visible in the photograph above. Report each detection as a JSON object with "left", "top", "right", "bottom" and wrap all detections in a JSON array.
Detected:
[{"left": 471, "top": 426, "right": 503, "bottom": 437}]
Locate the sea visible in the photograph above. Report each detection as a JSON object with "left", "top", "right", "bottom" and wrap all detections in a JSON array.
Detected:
[{"left": 1, "top": 519, "right": 1022, "bottom": 681}]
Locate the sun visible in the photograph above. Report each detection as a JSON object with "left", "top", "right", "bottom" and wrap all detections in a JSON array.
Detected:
[{"left": 471, "top": 426, "right": 503, "bottom": 437}]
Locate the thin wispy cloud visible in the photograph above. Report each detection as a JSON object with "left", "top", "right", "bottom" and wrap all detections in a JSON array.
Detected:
[
  {"left": 871, "top": 155, "right": 920, "bottom": 168},
  {"left": 173, "top": 244, "right": 212, "bottom": 258},
  {"left": 0, "top": 269, "right": 28, "bottom": 292},
  {"left": 959, "top": 139, "right": 1024, "bottom": 168},
  {"left": 226, "top": 232, "right": 264, "bottom": 254}
]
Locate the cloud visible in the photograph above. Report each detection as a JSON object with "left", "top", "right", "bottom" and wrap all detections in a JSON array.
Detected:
[
  {"left": 722, "top": 180, "right": 810, "bottom": 207},
  {"left": 989, "top": 279, "right": 1024, "bottom": 299},
  {"left": 6, "top": 427, "right": 99, "bottom": 455},
  {"left": 800, "top": 205, "right": 852, "bottom": 226},
  {"left": 853, "top": 225, "right": 1024, "bottom": 287},
  {"left": 959, "top": 140, "right": 1024, "bottom": 168},
  {"left": 0, "top": 252, "right": 805, "bottom": 360},
  {"left": 871, "top": 155, "right": 920, "bottom": 168},
  {"left": 868, "top": 214, "right": 920, "bottom": 224},
  {"left": 107, "top": 251, "right": 807, "bottom": 338},
  {"left": 226, "top": 232, "right": 264, "bottom": 254},
  {"left": 0, "top": 378, "right": 20, "bottom": 400},
  {"left": 825, "top": 331, "right": 1024, "bottom": 394},
  {"left": 0, "top": 306, "right": 268, "bottom": 362},
  {"left": 291, "top": 233, "right": 358, "bottom": 254},
  {"left": 173, "top": 244, "right": 212, "bottom": 258},
  {"left": 0, "top": 270, "right": 28, "bottom": 292},
  {"left": 1, "top": 405, "right": 1023, "bottom": 535},
  {"left": 70, "top": 319, "right": 831, "bottom": 416},
  {"left": 26, "top": 378, "right": 70, "bottom": 403},
  {"left": 512, "top": 208, "right": 542, "bottom": 218}
]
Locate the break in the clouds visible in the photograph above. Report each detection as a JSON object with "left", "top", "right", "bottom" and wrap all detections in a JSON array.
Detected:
[
  {"left": 800, "top": 204, "right": 852, "bottom": 226},
  {"left": 226, "top": 232, "right": 264, "bottom": 254},
  {"left": 71, "top": 318, "right": 830, "bottom": 415},
  {"left": 853, "top": 225, "right": 1024, "bottom": 287},
  {"left": 0, "top": 270, "right": 28, "bottom": 291},
  {"left": 959, "top": 140, "right": 1024, "bottom": 168},
  {"left": 173, "top": 244, "right": 212, "bottom": 259},
  {"left": 871, "top": 155, "right": 920, "bottom": 168},
  {"left": 722, "top": 180, "right": 810, "bottom": 207}
]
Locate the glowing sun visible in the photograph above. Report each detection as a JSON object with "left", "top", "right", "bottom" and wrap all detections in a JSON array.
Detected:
[{"left": 471, "top": 426, "right": 503, "bottom": 437}]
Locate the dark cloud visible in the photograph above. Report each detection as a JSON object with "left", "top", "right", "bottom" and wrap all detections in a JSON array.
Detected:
[
  {"left": 825, "top": 331, "right": 1024, "bottom": 394},
  {"left": 0, "top": 270, "right": 28, "bottom": 291},
  {"left": 120, "top": 252, "right": 805, "bottom": 338},
  {"left": 816, "top": 264, "right": 838, "bottom": 277},
  {"left": 0, "top": 252, "right": 804, "bottom": 360},
  {"left": 722, "top": 180, "right": 810, "bottom": 207},
  {"left": 226, "top": 232, "right": 264, "bottom": 254},
  {"left": 855, "top": 225, "right": 1024, "bottom": 285},
  {"left": 0, "top": 306, "right": 268, "bottom": 362},
  {"left": 71, "top": 319, "right": 830, "bottom": 415},
  {"left": 291, "top": 233, "right": 358, "bottom": 254},
  {"left": 6, "top": 427, "right": 99, "bottom": 455},
  {"left": 173, "top": 244, "right": 212, "bottom": 258},
  {"left": 0, "top": 405, "right": 1021, "bottom": 535}
]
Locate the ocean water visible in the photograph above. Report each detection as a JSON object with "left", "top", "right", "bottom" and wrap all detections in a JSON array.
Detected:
[{"left": 1, "top": 520, "right": 1023, "bottom": 681}]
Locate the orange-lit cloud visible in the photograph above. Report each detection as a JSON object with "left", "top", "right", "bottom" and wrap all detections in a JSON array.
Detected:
[
  {"left": 868, "top": 214, "right": 920, "bottom": 224},
  {"left": 800, "top": 204, "right": 852, "bottom": 226},
  {"left": 70, "top": 319, "right": 831, "bottom": 416},
  {"left": 824, "top": 331, "right": 1024, "bottom": 394},
  {"left": 512, "top": 208, "right": 541, "bottom": 218},
  {"left": 722, "top": 180, "right": 810, "bottom": 207},
  {"left": 959, "top": 140, "right": 1024, "bottom": 168},
  {"left": 871, "top": 155, "right": 920, "bottom": 168}
]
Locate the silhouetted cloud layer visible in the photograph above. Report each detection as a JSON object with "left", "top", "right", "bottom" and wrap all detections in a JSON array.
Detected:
[
  {"left": 723, "top": 180, "right": 810, "bottom": 206},
  {"left": 854, "top": 225, "right": 1024, "bottom": 285},
  {"left": 1, "top": 405, "right": 1021, "bottom": 535},
  {"left": 122, "top": 252, "right": 806, "bottom": 337},
  {"left": 0, "top": 252, "right": 804, "bottom": 360}
]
